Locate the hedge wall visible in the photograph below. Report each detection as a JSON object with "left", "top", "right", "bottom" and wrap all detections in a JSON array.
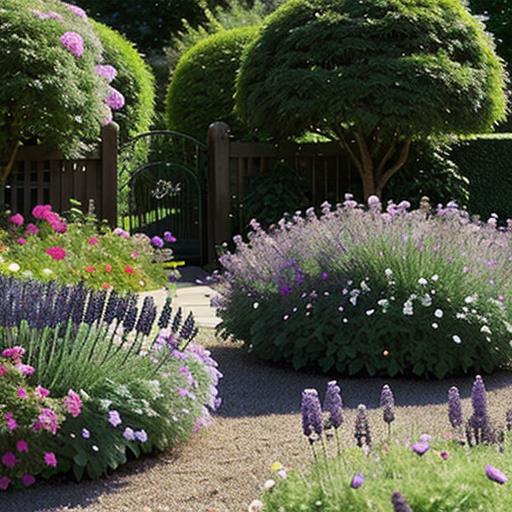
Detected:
[{"left": 452, "top": 134, "right": 512, "bottom": 220}]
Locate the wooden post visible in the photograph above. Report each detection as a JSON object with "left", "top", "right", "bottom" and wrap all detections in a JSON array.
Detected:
[
  {"left": 101, "top": 123, "right": 119, "bottom": 227},
  {"left": 207, "top": 122, "right": 231, "bottom": 262}
]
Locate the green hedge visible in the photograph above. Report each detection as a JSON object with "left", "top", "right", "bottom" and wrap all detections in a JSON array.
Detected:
[
  {"left": 165, "top": 26, "right": 258, "bottom": 141},
  {"left": 452, "top": 134, "right": 512, "bottom": 220},
  {"left": 93, "top": 21, "right": 155, "bottom": 143}
]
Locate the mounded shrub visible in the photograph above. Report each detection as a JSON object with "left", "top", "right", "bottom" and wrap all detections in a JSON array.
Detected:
[
  {"left": 92, "top": 21, "right": 156, "bottom": 143},
  {"left": 451, "top": 134, "right": 512, "bottom": 221},
  {"left": 166, "top": 26, "right": 258, "bottom": 141},
  {"left": 214, "top": 197, "right": 512, "bottom": 379}
]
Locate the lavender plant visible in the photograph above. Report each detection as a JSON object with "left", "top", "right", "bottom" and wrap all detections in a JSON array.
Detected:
[{"left": 215, "top": 195, "right": 512, "bottom": 379}]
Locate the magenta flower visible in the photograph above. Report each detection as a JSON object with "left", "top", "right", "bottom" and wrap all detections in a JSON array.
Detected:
[
  {"left": 63, "top": 390, "right": 82, "bottom": 418},
  {"left": 17, "top": 387, "right": 28, "bottom": 399},
  {"left": 4, "top": 412, "right": 17, "bottom": 432},
  {"left": 2, "top": 346, "right": 25, "bottom": 362},
  {"left": 2, "top": 452, "right": 17, "bottom": 469},
  {"left": 164, "top": 231, "right": 177, "bottom": 243},
  {"left": 21, "top": 474, "right": 36, "bottom": 487},
  {"left": 486, "top": 464, "right": 507, "bottom": 484},
  {"left": 32, "top": 204, "right": 52, "bottom": 220},
  {"left": 440, "top": 451, "right": 449, "bottom": 460},
  {"left": 9, "top": 213, "right": 24, "bottom": 226},
  {"left": 35, "top": 385, "right": 50, "bottom": 399},
  {"left": 46, "top": 246, "right": 67, "bottom": 261},
  {"left": 34, "top": 408, "right": 59, "bottom": 435},
  {"left": 96, "top": 64, "right": 117, "bottom": 83},
  {"left": 16, "top": 440, "right": 29, "bottom": 453},
  {"left": 43, "top": 452, "right": 57, "bottom": 468},
  {"left": 351, "top": 472, "right": 365, "bottom": 489},
  {"left": 60, "top": 32, "right": 84, "bottom": 58},
  {"left": 25, "top": 223, "right": 39, "bottom": 236},
  {"left": 0, "top": 476, "right": 11, "bottom": 491},
  {"left": 64, "top": 3, "right": 88, "bottom": 19},
  {"left": 16, "top": 363, "right": 35, "bottom": 377},
  {"left": 0, "top": 365, "right": 6, "bottom": 377},
  {"left": 17, "top": 237, "right": 27, "bottom": 245},
  {"left": 106, "top": 86, "right": 125, "bottom": 110}
]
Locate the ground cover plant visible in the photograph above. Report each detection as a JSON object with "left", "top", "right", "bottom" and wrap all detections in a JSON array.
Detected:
[
  {"left": 215, "top": 196, "right": 512, "bottom": 379},
  {"left": 0, "top": 203, "right": 171, "bottom": 292},
  {"left": 0, "top": 276, "right": 221, "bottom": 488},
  {"left": 252, "top": 376, "right": 512, "bottom": 511}
]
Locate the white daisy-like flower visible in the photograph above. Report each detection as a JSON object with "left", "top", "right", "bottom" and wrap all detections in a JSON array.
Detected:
[
  {"left": 452, "top": 335, "right": 462, "bottom": 344},
  {"left": 253, "top": 302, "right": 259, "bottom": 309},
  {"left": 432, "top": 323, "right": 439, "bottom": 329},
  {"left": 418, "top": 277, "right": 428, "bottom": 285},
  {"left": 263, "top": 479, "right": 276, "bottom": 491},
  {"left": 481, "top": 325, "right": 492, "bottom": 335},
  {"left": 384, "top": 268, "right": 393, "bottom": 277},
  {"left": 431, "top": 274, "right": 440, "bottom": 282},
  {"left": 434, "top": 309, "right": 444, "bottom": 318},
  {"left": 7, "top": 262, "right": 20, "bottom": 272},
  {"left": 366, "top": 309, "right": 375, "bottom": 316}
]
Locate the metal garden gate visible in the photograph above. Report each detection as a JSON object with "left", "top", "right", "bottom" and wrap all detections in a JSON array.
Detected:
[{"left": 119, "top": 131, "right": 207, "bottom": 265}]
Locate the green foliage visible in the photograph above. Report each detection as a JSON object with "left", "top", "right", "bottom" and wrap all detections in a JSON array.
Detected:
[
  {"left": 166, "top": 26, "right": 258, "bottom": 141},
  {"left": 0, "top": 0, "right": 106, "bottom": 170},
  {"left": 451, "top": 134, "right": 512, "bottom": 221},
  {"left": 262, "top": 440, "right": 512, "bottom": 511},
  {"left": 243, "top": 164, "right": 309, "bottom": 227},
  {"left": 237, "top": 0, "right": 507, "bottom": 140},
  {"left": 92, "top": 22, "right": 156, "bottom": 142}
]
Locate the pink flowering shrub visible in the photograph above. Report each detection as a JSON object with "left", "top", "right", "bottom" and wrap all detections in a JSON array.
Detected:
[
  {"left": 215, "top": 195, "right": 512, "bottom": 379},
  {"left": 0, "top": 203, "right": 173, "bottom": 292}
]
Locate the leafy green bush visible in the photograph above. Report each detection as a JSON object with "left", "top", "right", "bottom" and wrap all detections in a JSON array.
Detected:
[
  {"left": 0, "top": 203, "right": 168, "bottom": 292},
  {"left": 92, "top": 21, "right": 156, "bottom": 143},
  {"left": 166, "top": 26, "right": 258, "bottom": 141},
  {"left": 451, "top": 134, "right": 512, "bottom": 221},
  {"left": 215, "top": 198, "right": 512, "bottom": 379},
  {"left": 236, "top": 0, "right": 508, "bottom": 199}
]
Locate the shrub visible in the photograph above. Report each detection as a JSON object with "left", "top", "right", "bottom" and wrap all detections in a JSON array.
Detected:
[
  {"left": 451, "top": 134, "right": 512, "bottom": 221},
  {"left": 0, "top": 276, "right": 221, "bottom": 486},
  {"left": 214, "top": 197, "right": 512, "bottom": 379},
  {"left": 236, "top": 0, "right": 508, "bottom": 199},
  {"left": 0, "top": 203, "right": 170, "bottom": 292},
  {"left": 92, "top": 21, "right": 156, "bottom": 143},
  {"left": 0, "top": 0, "right": 120, "bottom": 182},
  {"left": 166, "top": 26, "right": 258, "bottom": 141}
]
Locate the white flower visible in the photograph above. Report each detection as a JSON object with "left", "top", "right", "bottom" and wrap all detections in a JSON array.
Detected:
[
  {"left": 418, "top": 277, "right": 428, "bottom": 286},
  {"left": 431, "top": 274, "right": 439, "bottom": 282},
  {"left": 366, "top": 309, "right": 375, "bottom": 316},
  {"left": 7, "top": 263, "right": 20, "bottom": 272},
  {"left": 42, "top": 268, "right": 53, "bottom": 276},
  {"left": 377, "top": 299, "right": 389, "bottom": 308},
  {"left": 253, "top": 302, "right": 259, "bottom": 309},
  {"left": 481, "top": 325, "right": 492, "bottom": 335},
  {"left": 402, "top": 301, "right": 414, "bottom": 316},
  {"left": 434, "top": 309, "right": 444, "bottom": 318},
  {"left": 342, "top": 318, "right": 348, "bottom": 324},
  {"left": 384, "top": 268, "right": 393, "bottom": 277},
  {"left": 276, "top": 469, "right": 287, "bottom": 479},
  {"left": 21, "top": 270, "right": 33, "bottom": 278},
  {"left": 350, "top": 296, "right": 358, "bottom": 306},
  {"left": 420, "top": 294, "right": 432, "bottom": 307},
  {"left": 248, "top": 499, "right": 264, "bottom": 512},
  {"left": 432, "top": 323, "right": 439, "bottom": 329},
  {"left": 464, "top": 295, "right": 477, "bottom": 304},
  {"left": 452, "top": 335, "right": 462, "bottom": 344},
  {"left": 263, "top": 479, "right": 276, "bottom": 491}
]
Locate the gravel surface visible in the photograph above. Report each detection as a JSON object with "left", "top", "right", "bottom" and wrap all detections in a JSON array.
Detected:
[{"left": 4, "top": 333, "right": 512, "bottom": 512}]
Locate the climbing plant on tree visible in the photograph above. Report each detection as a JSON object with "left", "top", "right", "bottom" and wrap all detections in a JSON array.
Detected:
[{"left": 236, "top": 0, "right": 508, "bottom": 199}]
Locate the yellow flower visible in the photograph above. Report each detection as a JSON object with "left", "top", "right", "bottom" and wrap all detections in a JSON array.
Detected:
[{"left": 270, "top": 462, "right": 283, "bottom": 473}]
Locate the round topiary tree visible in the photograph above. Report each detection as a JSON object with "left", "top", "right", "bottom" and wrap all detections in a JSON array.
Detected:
[
  {"left": 236, "top": 0, "right": 508, "bottom": 199},
  {"left": 166, "top": 26, "right": 258, "bottom": 141},
  {"left": 92, "top": 21, "right": 156, "bottom": 143},
  {"left": 0, "top": 0, "right": 114, "bottom": 183}
]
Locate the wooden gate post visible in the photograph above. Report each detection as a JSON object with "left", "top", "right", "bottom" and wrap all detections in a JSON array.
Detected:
[
  {"left": 207, "top": 122, "right": 231, "bottom": 262},
  {"left": 101, "top": 123, "right": 119, "bottom": 227}
]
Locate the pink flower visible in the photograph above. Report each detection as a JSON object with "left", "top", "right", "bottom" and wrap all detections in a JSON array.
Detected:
[
  {"left": 96, "top": 64, "right": 117, "bottom": 83},
  {"left": 43, "top": 452, "right": 57, "bottom": 468},
  {"left": 124, "top": 265, "right": 135, "bottom": 275},
  {"left": 0, "top": 365, "right": 6, "bottom": 377},
  {"left": 105, "top": 264, "right": 112, "bottom": 273},
  {"left": 85, "top": 265, "right": 95, "bottom": 274},
  {"left": 9, "top": 213, "right": 24, "bottom": 226},
  {"left": 63, "top": 390, "right": 82, "bottom": 418},
  {"left": 4, "top": 413, "right": 17, "bottom": 432},
  {"left": 113, "top": 227, "right": 130, "bottom": 238},
  {"left": 32, "top": 204, "right": 52, "bottom": 220},
  {"left": 60, "top": 32, "right": 84, "bottom": 58},
  {"left": 45, "top": 212, "right": 67, "bottom": 233},
  {"left": 17, "top": 387, "right": 28, "bottom": 399},
  {"left": 88, "top": 236, "right": 99, "bottom": 246},
  {"left": 64, "top": 3, "right": 87, "bottom": 19},
  {"left": 2, "top": 452, "right": 17, "bottom": 469},
  {"left": 36, "top": 385, "right": 50, "bottom": 399},
  {"left": 0, "top": 476, "right": 10, "bottom": 491},
  {"left": 2, "top": 346, "right": 25, "bottom": 363},
  {"left": 21, "top": 474, "right": 35, "bottom": 487},
  {"left": 15, "top": 363, "right": 35, "bottom": 377},
  {"left": 16, "top": 440, "right": 29, "bottom": 453},
  {"left": 106, "top": 86, "right": 125, "bottom": 110},
  {"left": 131, "top": 251, "right": 139, "bottom": 260},
  {"left": 17, "top": 237, "right": 27, "bottom": 245},
  {"left": 46, "top": 246, "right": 67, "bottom": 261},
  {"left": 26, "top": 223, "right": 39, "bottom": 235},
  {"left": 34, "top": 408, "right": 59, "bottom": 435}
]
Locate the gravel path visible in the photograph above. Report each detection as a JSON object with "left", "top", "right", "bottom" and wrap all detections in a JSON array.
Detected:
[{"left": 5, "top": 333, "right": 512, "bottom": 512}]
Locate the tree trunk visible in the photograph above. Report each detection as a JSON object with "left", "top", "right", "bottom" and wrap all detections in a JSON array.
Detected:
[{"left": 0, "top": 139, "right": 20, "bottom": 183}]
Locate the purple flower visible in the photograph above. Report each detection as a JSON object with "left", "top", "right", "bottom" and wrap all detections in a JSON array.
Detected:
[
  {"left": 106, "top": 86, "right": 125, "bottom": 111},
  {"left": 391, "top": 492, "right": 413, "bottom": 512},
  {"left": 380, "top": 384, "right": 395, "bottom": 425},
  {"left": 81, "top": 428, "right": 90, "bottom": 439},
  {"left": 301, "top": 389, "right": 323, "bottom": 441},
  {"left": 411, "top": 441, "right": 430, "bottom": 456},
  {"left": 354, "top": 404, "right": 372, "bottom": 449},
  {"left": 321, "top": 272, "right": 329, "bottom": 281},
  {"left": 123, "top": 427, "right": 135, "bottom": 441},
  {"left": 448, "top": 386, "right": 463, "bottom": 428},
  {"left": 96, "top": 64, "right": 117, "bottom": 83},
  {"left": 323, "top": 381, "right": 343, "bottom": 429},
  {"left": 21, "top": 474, "right": 36, "bottom": 487},
  {"left": 486, "top": 464, "right": 507, "bottom": 484},
  {"left": 135, "top": 430, "right": 148, "bottom": 443},
  {"left": 108, "top": 410, "right": 122, "bottom": 427},
  {"left": 350, "top": 472, "right": 365, "bottom": 489},
  {"left": 470, "top": 375, "right": 489, "bottom": 431},
  {"left": 60, "top": 32, "right": 84, "bottom": 58},
  {"left": 164, "top": 231, "right": 177, "bottom": 243},
  {"left": 64, "top": 3, "right": 88, "bottom": 19},
  {"left": 151, "top": 236, "right": 165, "bottom": 249}
]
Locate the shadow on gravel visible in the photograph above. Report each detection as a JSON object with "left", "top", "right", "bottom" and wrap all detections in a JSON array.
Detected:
[{"left": 209, "top": 343, "right": 512, "bottom": 418}]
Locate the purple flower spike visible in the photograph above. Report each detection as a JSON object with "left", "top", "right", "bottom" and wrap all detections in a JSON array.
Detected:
[
  {"left": 301, "top": 389, "right": 323, "bottom": 442},
  {"left": 411, "top": 441, "right": 430, "bottom": 456},
  {"left": 350, "top": 472, "right": 365, "bottom": 489},
  {"left": 391, "top": 492, "right": 413, "bottom": 512},
  {"left": 380, "top": 384, "right": 395, "bottom": 425},
  {"left": 470, "top": 375, "right": 489, "bottom": 430},
  {"left": 448, "top": 386, "right": 463, "bottom": 428},
  {"left": 323, "top": 381, "right": 343, "bottom": 429},
  {"left": 486, "top": 464, "right": 507, "bottom": 484},
  {"left": 354, "top": 404, "right": 372, "bottom": 449}
]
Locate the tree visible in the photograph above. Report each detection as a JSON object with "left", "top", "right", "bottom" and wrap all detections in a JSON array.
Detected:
[
  {"left": 236, "top": 0, "right": 508, "bottom": 199},
  {"left": 0, "top": 0, "right": 109, "bottom": 184}
]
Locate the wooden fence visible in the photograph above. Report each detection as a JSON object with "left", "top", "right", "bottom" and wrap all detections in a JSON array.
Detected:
[
  {"left": 207, "top": 122, "right": 361, "bottom": 260},
  {"left": 6, "top": 124, "right": 118, "bottom": 226}
]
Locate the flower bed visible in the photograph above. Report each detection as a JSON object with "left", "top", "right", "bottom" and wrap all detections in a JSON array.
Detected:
[
  {"left": 0, "top": 276, "right": 221, "bottom": 489},
  {"left": 252, "top": 376, "right": 512, "bottom": 511},
  {"left": 215, "top": 196, "right": 512, "bottom": 379},
  {"left": 0, "top": 204, "right": 172, "bottom": 292}
]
